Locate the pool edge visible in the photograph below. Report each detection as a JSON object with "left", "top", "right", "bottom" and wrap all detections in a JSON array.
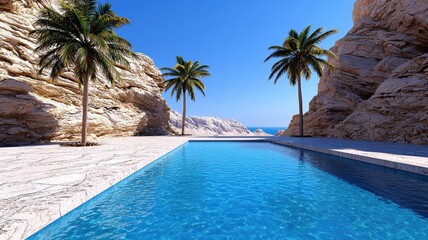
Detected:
[
  {"left": 18, "top": 139, "right": 190, "bottom": 240},
  {"left": 268, "top": 139, "right": 428, "bottom": 176}
]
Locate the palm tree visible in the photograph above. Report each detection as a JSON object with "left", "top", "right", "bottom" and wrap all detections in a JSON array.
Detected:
[
  {"left": 31, "top": 0, "right": 136, "bottom": 146},
  {"left": 161, "top": 56, "right": 211, "bottom": 135},
  {"left": 265, "top": 25, "right": 337, "bottom": 137}
]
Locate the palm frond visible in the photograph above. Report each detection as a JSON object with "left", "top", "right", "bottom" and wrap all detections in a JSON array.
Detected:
[
  {"left": 32, "top": 0, "right": 135, "bottom": 87},
  {"left": 307, "top": 29, "right": 339, "bottom": 46},
  {"left": 265, "top": 25, "right": 337, "bottom": 86},
  {"left": 162, "top": 56, "right": 210, "bottom": 101},
  {"left": 264, "top": 48, "right": 292, "bottom": 62},
  {"left": 299, "top": 25, "right": 311, "bottom": 48}
]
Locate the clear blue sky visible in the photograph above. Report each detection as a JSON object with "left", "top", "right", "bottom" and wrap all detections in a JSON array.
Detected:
[{"left": 103, "top": 0, "right": 355, "bottom": 127}]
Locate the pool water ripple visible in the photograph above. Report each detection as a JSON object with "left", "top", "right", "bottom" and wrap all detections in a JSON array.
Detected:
[{"left": 30, "top": 142, "right": 428, "bottom": 239}]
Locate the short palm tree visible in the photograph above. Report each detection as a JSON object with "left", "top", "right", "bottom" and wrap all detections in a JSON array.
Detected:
[
  {"left": 265, "top": 25, "right": 337, "bottom": 137},
  {"left": 31, "top": 0, "right": 136, "bottom": 146},
  {"left": 162, "top": 56, "right": 211, "bottom": 135}
]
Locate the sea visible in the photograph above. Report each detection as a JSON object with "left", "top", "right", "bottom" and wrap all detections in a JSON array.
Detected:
[{"left": 247, "top": 127, "right": 287, "bottom": 135}]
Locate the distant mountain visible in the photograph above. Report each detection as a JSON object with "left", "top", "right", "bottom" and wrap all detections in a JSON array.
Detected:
[
  {"left": 169, "top": 111, "right": 270, "bottom": 136},
  {"left": 248, "top": 127, "right": 287, "bottom": 135}
]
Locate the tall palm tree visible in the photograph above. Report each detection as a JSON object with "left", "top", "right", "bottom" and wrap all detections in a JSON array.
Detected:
[
  {"left": 31, "top": 0, "right": 136, "bottom": 146},
  {"left": 162, "top": 56, "right": 211, "bottom": 135},
  {"left": 265, "top": 25, "right": 337, "bottom": 137}
]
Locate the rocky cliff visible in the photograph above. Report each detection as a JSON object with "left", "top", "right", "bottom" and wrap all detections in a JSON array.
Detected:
[
  {"left": 283, "top": 0, "right": 428, "bottom": 145},
  {"left": 0, "top": 0, "right": 171, "bottom": 146},
  {"left": 170, "top": 111, "right": 269, "bottom": 136}
]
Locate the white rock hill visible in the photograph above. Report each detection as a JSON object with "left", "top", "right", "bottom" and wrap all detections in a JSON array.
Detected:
[{"left": 169, "top": 111, "right": 270, "bottom": 136}]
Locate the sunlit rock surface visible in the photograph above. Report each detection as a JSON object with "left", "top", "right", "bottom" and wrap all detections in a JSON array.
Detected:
[
  {"left": 283, "top": 0, "right": 428, "bottom": 145},
  {"left": 0, "top": 0, "right": 171, "bottom": 146}
]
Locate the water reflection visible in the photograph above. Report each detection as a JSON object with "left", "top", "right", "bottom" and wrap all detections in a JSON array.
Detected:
[{"left": 296, "top": 148, "right": 428, "bottom": 218}]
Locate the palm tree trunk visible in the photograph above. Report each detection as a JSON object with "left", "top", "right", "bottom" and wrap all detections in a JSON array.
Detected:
[
  {"left": 181, "top": 89, "right": 186, "bottom": 135},
  {"left": 81, "top": 76, "right": 90, "bottom": 146},
  {"left": 297, "top": 76, "right": 304, "bottom": 137}
]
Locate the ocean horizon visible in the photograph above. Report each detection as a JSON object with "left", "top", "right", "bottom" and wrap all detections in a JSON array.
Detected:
[{"left": 248, "top": 127, "right": 287, "bottom": 135}]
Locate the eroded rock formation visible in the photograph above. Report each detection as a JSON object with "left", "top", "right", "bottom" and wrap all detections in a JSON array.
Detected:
[
  {"left": 170, "top": 111, "right": 270, "bottom": 136},
  {"left": 283, "top": 0, "right": 428, "bottom": 145},
  {"left": 0, "top": 0, "right": 171, "bottom": 145}
]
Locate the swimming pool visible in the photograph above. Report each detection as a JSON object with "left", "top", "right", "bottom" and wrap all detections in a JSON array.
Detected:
[{"left": 29, "top": 141, "right": 428, "bottom": 239}]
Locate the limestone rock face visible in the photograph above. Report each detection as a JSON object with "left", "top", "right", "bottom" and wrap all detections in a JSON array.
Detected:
[
  {"left": 169, "top": 111, "right": 269, "bottom": 136},
  {"left": 283, "top": 0, "right": 428, "bottom": 145},
  {"left": 0, "top": 0, "right": 171, "bottom": 146}
]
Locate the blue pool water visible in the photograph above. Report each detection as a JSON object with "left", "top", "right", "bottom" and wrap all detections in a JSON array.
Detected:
[
  {"left": 30, "top": 142, "right": 428, "bottom": 239},
  {"left": 248, "top": 127, "right": 286, "bottom": 135}
]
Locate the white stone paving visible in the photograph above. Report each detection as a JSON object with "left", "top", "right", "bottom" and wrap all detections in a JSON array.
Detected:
[
  {"left": 1, "top": 136, "right": 428, "bottom": 239},
  {"left": 0, "top": 136, "right": 189, "bottom": 240}
]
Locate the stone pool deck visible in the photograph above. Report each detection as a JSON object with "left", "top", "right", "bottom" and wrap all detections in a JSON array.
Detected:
[
  {"left": 0, "top": 136, "right": 190, "bottom": 240},
  {"left": 1, "top": 136, "right": 428, "bottom": 239},
  {"left": 270, "top": 137, "right": 428, "bottom": 176}
]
